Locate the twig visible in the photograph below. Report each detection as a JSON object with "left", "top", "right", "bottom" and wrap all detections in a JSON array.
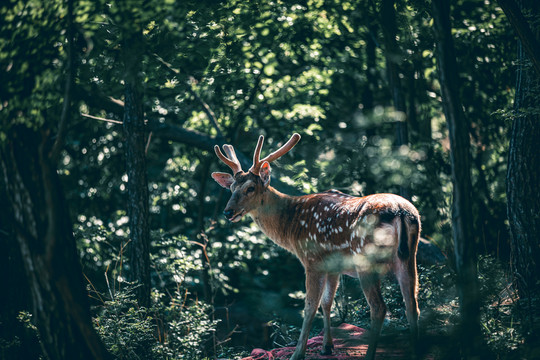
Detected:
[
  {"left": 108, "top": 96, "right": 124, "bottom": 107},
  {"left": 145, "top": 131, "right": 153, "bottom": 155},
  {"left": 215, "top": 324, "right": 240, "bottom": 346},
  {"left": 81, "top": 113, "right": 123, "bottom": 124},
  {"left": 104, "top": 264, "right": 115, "bottom": 300},
  {"left": 114, "top": 239, "right": 131, "bottom": 295},
  {"left": 83, "top": 272, "right": 105, "bottom": 304},
  {"left": 189, "top": 239, "right": 211, "bottom": 265}
]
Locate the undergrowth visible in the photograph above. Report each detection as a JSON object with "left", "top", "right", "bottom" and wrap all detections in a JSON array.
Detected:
[{"left": 330, "top": 255, "right": 524, "bottom": 359}]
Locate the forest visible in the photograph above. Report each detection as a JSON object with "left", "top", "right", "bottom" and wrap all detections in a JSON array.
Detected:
[{"left": 1, "top": 0, "right": 539, "bottom": 359}]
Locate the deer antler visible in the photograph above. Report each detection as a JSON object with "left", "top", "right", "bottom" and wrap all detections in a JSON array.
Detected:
[
  {"left": 214, "top": 144, "right": 243, "bottom": 175},
  {"left": 249, "top": 133, "right": 301, "bottom": 175}
]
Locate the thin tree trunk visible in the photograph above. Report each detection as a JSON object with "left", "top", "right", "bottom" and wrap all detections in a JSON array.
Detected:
[
  {"left": 380, "top": 0, "right": 410, "bottom": 199},
  {"left": 431, "top": 0, "right": 483, "bottom": 357},
  {"left": 363, "top": 25, "right": 377, "bottom": 115},
  {"left": 123, "top": 28, "right": 151, "bottom": 308},
  {"left": 506, "top": 0, "right": 540, "bottom": 338},
  {"left": 0, "top": 127, "right": 111, "bottom": 360},
  {"left": 360, "top": 22, "right": 379, "bottom": 196}
]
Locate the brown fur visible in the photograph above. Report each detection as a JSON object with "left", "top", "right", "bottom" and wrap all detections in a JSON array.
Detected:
[
  {"left": 218, "top": 177, "right": 421, "bottom": 360},
  {"left": 213, "top": 135, "right": 421, "bottom": 360}
]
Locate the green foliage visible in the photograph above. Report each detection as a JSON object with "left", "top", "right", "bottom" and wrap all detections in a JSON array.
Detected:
[
  {"left": 0, "top": 0, "right": 67, "bottom": 133},
  {"left": 85, "top": 230, "right": 221, "bottom": 360},
  {"left": 268, "top": 318, "right": 302, "bottom": 348},
  {"left": 2, "top": 0, "right": 525, "bottom": 358},
  {"left": 17, "top": 311, "right": 38, "bottom": 333},
  {"left": 94, "top": 289, "right": 157, "bottom": 360},
  {"left": 93, "top": 287, "right": 219, "bottom": 360},
  {"left": 335, "top": 256, "right": 524, "bottom": 357},
  {"left": 153, "top": 291, "right": 217, "bottom": 359},
  {"left": 477, "top": 256, "right": 523, "bottom": 355}
]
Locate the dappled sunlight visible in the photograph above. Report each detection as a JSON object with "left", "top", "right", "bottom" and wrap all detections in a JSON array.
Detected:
[{"left": 0, "top": 0, "right": 528, "bottom": 359}]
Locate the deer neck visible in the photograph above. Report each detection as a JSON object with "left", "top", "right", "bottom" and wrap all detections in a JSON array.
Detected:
[{"left": 249, "top": 186, "right": 297, "bottom": 251}]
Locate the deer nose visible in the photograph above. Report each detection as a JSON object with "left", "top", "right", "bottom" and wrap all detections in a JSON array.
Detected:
[{"left": 223, "top": 209, "right": 235, "bottom": 219}]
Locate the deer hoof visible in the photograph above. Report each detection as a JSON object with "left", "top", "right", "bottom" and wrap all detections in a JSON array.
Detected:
[{"left": 320, "top": 344, "right": 334, "bottom": 356}]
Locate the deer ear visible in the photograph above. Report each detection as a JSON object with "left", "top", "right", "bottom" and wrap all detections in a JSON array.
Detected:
[
  {"left": 259, "top": 162, "right": 271, "bottom": 187},
  {"left": 211, "top": 172, "right": 234, "bottom": 189}
]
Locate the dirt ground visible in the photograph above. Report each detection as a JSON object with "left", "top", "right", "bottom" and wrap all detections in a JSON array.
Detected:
[{"left": 240, "top": 323, "right": 436, "bottom": 360}]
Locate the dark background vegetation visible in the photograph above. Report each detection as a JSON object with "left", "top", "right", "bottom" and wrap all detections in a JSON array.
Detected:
[{"left": 1, "top": 0, "right": 539, "bottom": 359}]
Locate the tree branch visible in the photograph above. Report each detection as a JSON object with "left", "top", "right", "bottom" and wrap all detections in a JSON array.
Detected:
[
  {"left": 77, "top": 86, "right": 300, "bottom": 193},
  {"left": 497, "top": 0, "right": 540, "bottom": 78},
  {"left": 81, "top": 113, "right": 123, "bottom": 124},
  {"left": 145, "top": 120, "right": 251, "bottom": 169},
  {"left": 153, "top": 53, "right": 224, "bottom": 138}
]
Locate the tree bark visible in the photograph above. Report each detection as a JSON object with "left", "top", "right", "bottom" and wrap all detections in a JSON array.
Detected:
[
  {"left": 380, "top": 0, "right": 410, "bottom": 199},
  {"left": 431, "top": 0, "right": 483, "bottom": 356},
  {"left": 122, "top": 28, "right": 151, "bottom": 308},
  {"left": 0, "top": 127, "right": 111, "bottom": 360},
  {"left": 0, "top": 199, "right": 42, "bottom": 359},
  {"left": 506, "top": 0, "right": 540, "bottom": 337}
]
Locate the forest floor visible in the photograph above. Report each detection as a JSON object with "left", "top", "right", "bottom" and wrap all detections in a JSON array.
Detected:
[{"left": 239, "top": 323, "right": 435, "bottom": 360}]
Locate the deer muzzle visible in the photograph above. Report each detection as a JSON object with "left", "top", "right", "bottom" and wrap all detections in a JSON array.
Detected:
[{"left": 223, "top": 208, "right": 245, "bottom": 222}]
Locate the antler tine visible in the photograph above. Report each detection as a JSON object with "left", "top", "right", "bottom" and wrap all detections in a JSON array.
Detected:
[
  {"left": 249, "top": 135, "right": 265, "bottom": 173},
  {"left": 214, "top": 144, "right": 243, "bottom": 174},
  {"left": 261, "top": 133, "right": 301, "bottom": 163},
  {"left": 249, "top": 133, "right": 301, "bottom": 175},
  {"left": 223, "top": 144, "right": 240, "bottom": 165}
]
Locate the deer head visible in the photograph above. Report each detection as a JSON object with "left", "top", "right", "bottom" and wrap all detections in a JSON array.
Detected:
[{"left": 211, "top": 133, "right": 301, "bottom": 222}]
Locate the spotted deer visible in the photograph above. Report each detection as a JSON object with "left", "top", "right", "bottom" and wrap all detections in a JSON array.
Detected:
[{"left": 211, "top": 133, "right": 420, "bottom": 360}]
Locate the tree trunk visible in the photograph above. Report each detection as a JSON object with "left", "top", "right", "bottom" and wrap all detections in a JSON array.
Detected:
[
  {"left": 0, "top": 197, "right": 42, "bottom": 359},
  {"left": 431, "top": 0, "right": 483, "bottom": 356},
  {"left": 380, "top": 0, "right": 410, "bottom": 199},
  {"left": 0, "top": 127, "right": 111, "bottom": 360},
  {"left": 363, "top": 25, "right": 376, "bottom": 114},
  {"left": 122, "top": 28, "right": 151, "bottom": 308},
  {"left": 506, "top": 0, "right": 540, "bottom": 337}
]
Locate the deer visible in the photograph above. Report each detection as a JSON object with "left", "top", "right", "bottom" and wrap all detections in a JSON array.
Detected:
[{"left": 211, "top": 133, "right": 421, "bottom": 360}]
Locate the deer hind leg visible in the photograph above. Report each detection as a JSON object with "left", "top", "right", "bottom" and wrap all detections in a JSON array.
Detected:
[
  {"left": 359, "top": 274, "right": 386, "bottom": 360},
  {"left": 396, "top": 255, "right": 420, "bottom": 347},
  {"left": 290, "top": 270, "right": 325, "bottom": 360},
  {"left": 320, "top": 273, "right": 340, "bottom": 355}
]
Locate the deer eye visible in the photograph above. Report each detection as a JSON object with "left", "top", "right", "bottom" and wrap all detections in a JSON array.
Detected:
[{"left": 246, "top": 186, "right": 255, "bottom": 195}]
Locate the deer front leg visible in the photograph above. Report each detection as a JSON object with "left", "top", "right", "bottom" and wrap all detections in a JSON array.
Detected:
[
  {"left": 290, "top": 270, "right": 325, "bottom": 360},
  {"left": 320, "top": 274, "right": 339, "bottom": 355}
]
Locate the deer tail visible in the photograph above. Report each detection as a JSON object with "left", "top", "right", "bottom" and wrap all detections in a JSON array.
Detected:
[{"left": 397, "top": 214, "right": 410, "bottom": 260}]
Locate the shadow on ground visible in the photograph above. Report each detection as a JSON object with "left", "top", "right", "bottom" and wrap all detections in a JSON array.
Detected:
[{"left": 240, "top": 323, "right": 435, "bottom": 360}]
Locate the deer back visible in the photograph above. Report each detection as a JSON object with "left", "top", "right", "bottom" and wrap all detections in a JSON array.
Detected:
[{"left": 250, "top": 189, "right": 420, "bottom": 270}]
